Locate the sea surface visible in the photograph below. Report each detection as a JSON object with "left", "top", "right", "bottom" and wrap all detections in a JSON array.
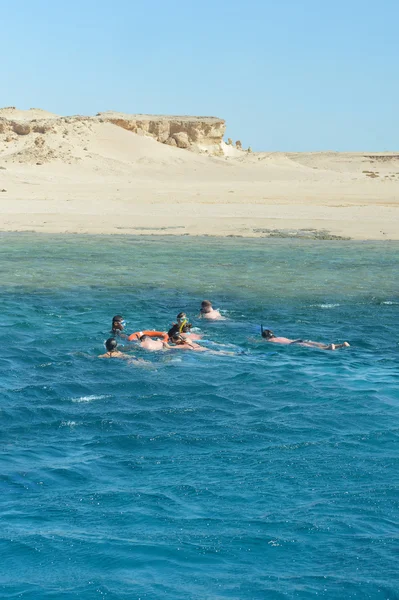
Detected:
[{"left": 1, "top": 234, "right": 398, "bottom": 600}]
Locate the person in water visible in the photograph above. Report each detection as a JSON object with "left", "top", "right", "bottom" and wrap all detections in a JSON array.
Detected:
[
  {"left": 170, "top": 333, "right": 239, "bottom": 356},
  {"left": 139, "top": 334, "right": 171, "bottom": 351},
  {"left": 199, "top": 300, "right": 225, "bottom": 320},
  {"left": 169, "top": 333, "right": 207, "bottom": 351},
  {"left": 261, "top": 326, "right": 350, "bottom": 350},
  {"left": 168, "top": 312, "right": 202, "bottom": 341},
  {"left": 111, "top": 315, "right": 129, "bottom": 339},
  {"left": 99, "top": 337, "right": 131, "bottom": 359}
]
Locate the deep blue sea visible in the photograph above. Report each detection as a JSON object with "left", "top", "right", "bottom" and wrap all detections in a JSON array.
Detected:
[{"left": 1, "top": 234, "right": 398, "bottom": 600}]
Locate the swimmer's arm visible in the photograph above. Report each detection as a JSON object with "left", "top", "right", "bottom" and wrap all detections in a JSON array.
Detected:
[
  {"left": 170, "top": 344, "right": 193, "bottom": 350},
  {"left": 184, "top": 337, "right": 198, "bottom": 348}
]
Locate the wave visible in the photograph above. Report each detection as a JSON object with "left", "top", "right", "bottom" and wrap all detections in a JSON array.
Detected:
[{"left": 71, "top": 394, "right": 110, "bottom": 403}]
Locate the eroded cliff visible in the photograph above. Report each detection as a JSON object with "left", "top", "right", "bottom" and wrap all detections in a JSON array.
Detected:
[
  {"left": 0, "top": 108, "right": 226, "bottom": 156},
  {"left": 97, "top": 112, "right": 226, "bottom": 155}
]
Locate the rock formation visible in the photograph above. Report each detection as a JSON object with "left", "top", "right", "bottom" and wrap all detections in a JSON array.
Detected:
[
  {"left": 11, "top": 122, "right": 31, "bottom": 135},
  {"left": 96, "top": 112, "right": 226, "bottom": 156},
  {"left": 0, "top": 109, "right": 227, "bottom": 157}
]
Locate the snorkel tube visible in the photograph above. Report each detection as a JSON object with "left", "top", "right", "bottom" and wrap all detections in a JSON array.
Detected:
[{"left": 178, "top": 318, "right": 188, "bottom": 333}]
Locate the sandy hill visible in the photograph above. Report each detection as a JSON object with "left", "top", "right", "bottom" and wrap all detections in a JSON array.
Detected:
[
  {"left": 0, "top": 107, "right": 59, "bottom": 120},
  {"left": 0, "top": 108, "right": 398, "bottom": 239},
  {"left": 0, "top": 118, "right": 221, "bottom": 169}
]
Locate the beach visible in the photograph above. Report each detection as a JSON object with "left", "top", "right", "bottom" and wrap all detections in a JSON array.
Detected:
[{"left": 1, "top": 108, "right": 398, "bottom": 240}]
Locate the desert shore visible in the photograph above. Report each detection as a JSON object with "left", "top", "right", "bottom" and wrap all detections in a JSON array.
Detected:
[{"left": 1, "top": 108, "right": 398, "bottom": 240}]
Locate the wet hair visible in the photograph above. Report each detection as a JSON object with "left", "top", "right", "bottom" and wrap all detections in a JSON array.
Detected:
[
  {"left": 177, "top": 312, "right": 186, "bottom": 320},
  {"left": 171, "top": 333, "right": 184, "bottom": 343},
  {"left": 112, "top": 315, "right": 124, "bottom": 333},
  {"left": 140, "top": 335, "right": 150, "bottom": 341},
  {"left": 261, "top": 329, "right": 275, "bottom": 339},
  {"left": 200, "top": 300, "right": 213, "bottom": 313},
  {"left": 105, "top": 337, "right": 118, "bottom": 351},
  {"left": 168, "top": 324, "right": 180, "bottom": 339},
  {"left": 201, "top": 300, "right": 212, "bottom": 308}
]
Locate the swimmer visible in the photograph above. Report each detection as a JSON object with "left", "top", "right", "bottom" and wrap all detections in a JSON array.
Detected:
[
  {"left": 261, "top": 326, "right": 350, "bottom": 350},
  {"left": 111, "top": 315, "right": 129, "bottom": 339},
  {"left": 174, "top": 312, "right": 192, "bottom": 333},
  {"left": 99, "top": 337, "right": 132, "bottom": 359},
  {"left": 139, "top": 334, "right": 171, "bottom": 351},
  {"left": 168, "top": 312, "right": 202, "bottom": 341},
  {"left": 199, "top": 300, "right": 225, "bottom": 320},
  {"left": 169, "top": 333, "right": 236, "bottom": 355},
  {"left": 169, "top": 333, "right": 207, "bottom": 351}
]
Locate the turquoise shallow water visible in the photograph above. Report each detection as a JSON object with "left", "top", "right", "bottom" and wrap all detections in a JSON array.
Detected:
[{"left": 1, "top": 234, "right": 398, "bottom": 600}]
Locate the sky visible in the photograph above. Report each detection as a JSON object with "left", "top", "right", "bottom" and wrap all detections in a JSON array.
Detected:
[{"left": 1, "top": 0, "right": 398, "bottom": 151}]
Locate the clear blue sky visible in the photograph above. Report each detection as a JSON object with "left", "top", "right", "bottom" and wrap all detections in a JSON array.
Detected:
[{"left": 1, "top": 0, "right": 398, "bottom": 151}]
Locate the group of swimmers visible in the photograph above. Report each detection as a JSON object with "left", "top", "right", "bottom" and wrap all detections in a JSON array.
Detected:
[
  {"left": 99, "top": 300, "right": 227, "bottom": 359},
  {"left": 99, "top": 299, "right": 350, "bottom": 360}
]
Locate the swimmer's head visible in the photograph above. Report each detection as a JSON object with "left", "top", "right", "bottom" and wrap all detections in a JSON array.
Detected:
[
  {"left": 168, "top": 324, "right": 180, "bottom": 339},
  {"left": 200, "top": 300, "right": 212, "bottom": 313},
  {"left": 261, "top": 329, "right": 275, "bottom": 339},
  {"left": 112, "top": 315, "right": 125, "bottom": 330},
  {"left": 139, "top": 335, "right": 150, "bottom": 342},
  {"left": 105, "top": 337, "right": 118, "bottom": 351},
  {"left": 177, "top": 312, "right": 187, "bottom": 321}
]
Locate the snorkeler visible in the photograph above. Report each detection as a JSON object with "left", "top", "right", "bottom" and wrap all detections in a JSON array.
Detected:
[
  {"left": 111, "top": 315, "right": 129, "bottom": 339},
  {"left": 199, "top": 300, "right": 225, "bottom": 320},
  {"left": 261, "top": 326, "right": 350, "bottom": 350},
  {"left": 169, "top": 333, "right": 236, "bottom": 355},
  {"left": 99, "top": 337, "right": 132, "bottom": 359},
  {"left": 168, "top": 312, "right": 202, "bottom": 341},
  {"left": 139, "top": 334, "right": 171, "bottom": 351},
  {"left": 169, "top": 333, "right": 207, "bottom": 351}
]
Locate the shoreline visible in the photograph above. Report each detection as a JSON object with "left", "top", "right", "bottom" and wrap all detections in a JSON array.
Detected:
[
  {"left": 2, "top": 229, "right": 399, "bottom": 243},
  {"left": 0, "top": 210, "right": 397, "bottom": 240}
]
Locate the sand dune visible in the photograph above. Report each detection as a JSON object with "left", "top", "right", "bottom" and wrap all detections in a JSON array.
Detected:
[
  {"left": 0, "top": 110, "right": 398, "bottom": 239},
  {"left": 0, "top": 107, "right": 59, "bottom": 120}
]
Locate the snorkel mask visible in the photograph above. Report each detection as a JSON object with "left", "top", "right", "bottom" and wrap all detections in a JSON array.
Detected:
[
  {"left": 113, "top": 319, "right": 126, "bottom": 329},
  {"left": 177, "top": 316, "right": 188, "bottom": 332}
]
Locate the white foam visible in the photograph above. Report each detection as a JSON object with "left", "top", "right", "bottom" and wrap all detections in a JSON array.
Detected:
[
  {"left": 310, "top": 303, "right": 340, "bottom": 309},
  {"left": 71, "top": 394, "right": 110, "bottom": 403}
]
